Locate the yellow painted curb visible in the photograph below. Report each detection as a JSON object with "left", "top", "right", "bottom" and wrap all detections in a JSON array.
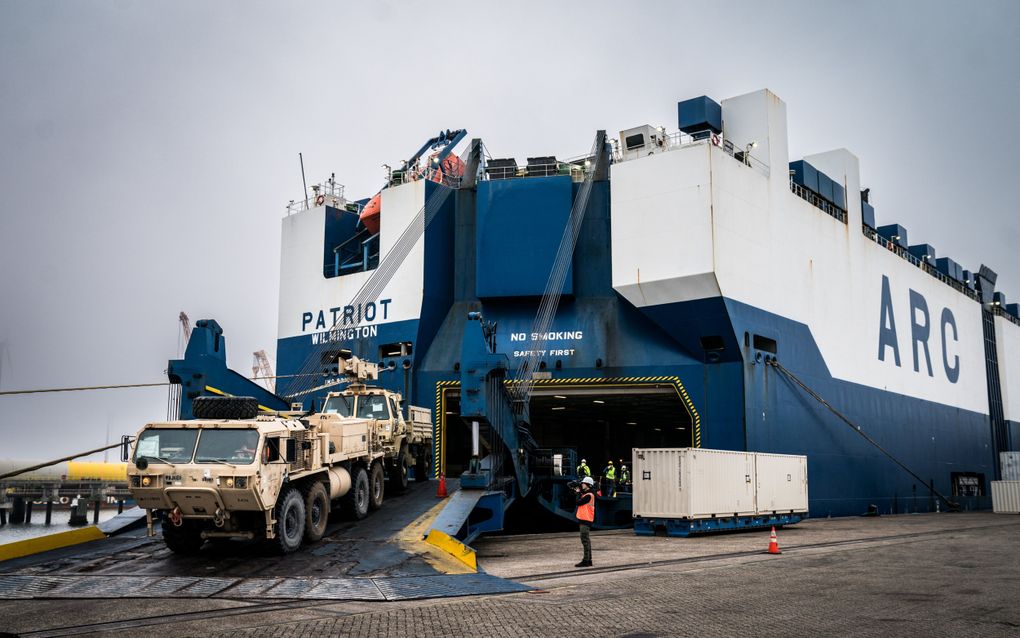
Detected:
[
  {"left": 0, "top": 526, "right": 107, "bottom": 562},
  {"left": 425, "top": 529, "right": 477, "bottom": 572}
]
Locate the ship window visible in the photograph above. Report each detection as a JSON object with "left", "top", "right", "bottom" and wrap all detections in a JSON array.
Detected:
[
  {"left": 625, "top": 134, "right": 645, "bottom": 150},
  {"left": 699, "top": 336, "right": 725, "bottom": 351},
  {"left": 744, "top": 332, "right": 750, "bottom": 347},
  {"left": 379, "top": 342, "right": 413, "bottom": 358},
  {"left": 753, "top": 335, "right": 777, "bottom": 354}
]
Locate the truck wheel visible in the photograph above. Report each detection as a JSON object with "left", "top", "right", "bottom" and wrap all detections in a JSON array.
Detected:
[
  {"left": 369, "top": 462, "right": 385, "bottom": 510},
  {"left": 302, "top": 482, "right": 329, "bottom": 543},
  {"left": 389, "top": 447, "right": 409, "bottom": 493},
  {"left": 161, "top": 518, "right": 204, "bottom": 554},
  {"left": 342, "top": 466, "right": 370, "bottom": 520},
  {"left": 272, "top": 487, "right": 306, "bottom": 553},
  {"left": 414, "top": 449, "right": 429, "bottom": 483}
]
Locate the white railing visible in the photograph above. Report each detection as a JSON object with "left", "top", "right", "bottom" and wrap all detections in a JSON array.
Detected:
[
  {"left": 614, "top": 130, "right": 771, "bottom": 178},
  {"left": 285, "top": 179, "right": 350, "bottom": 215},
  {"left": 480, "top": 160, "right": 588, "bottom": 182}
]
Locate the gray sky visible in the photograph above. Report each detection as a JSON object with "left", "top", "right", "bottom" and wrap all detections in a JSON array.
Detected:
[{"left": 1, "top": 0, "right": 1018, "bottom": 460}]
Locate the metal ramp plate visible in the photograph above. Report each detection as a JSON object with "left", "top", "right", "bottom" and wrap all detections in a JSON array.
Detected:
[
  {"left": 428, "top": 489, "right": 488, "bottom": 538},
  {"left": 0, "top": 572, "right": 530, "bottom": 601},
  {"left": 374, "top": 573, "right": 531, "bottom": 600}
]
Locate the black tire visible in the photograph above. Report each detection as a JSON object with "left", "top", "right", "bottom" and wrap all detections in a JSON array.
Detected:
[
  {"left": 388, "top": 446, "right": 409, "bottom": 494},
  {"left": 369, "top": 462, "right": 385, "bottom": 511},
  {"left": 272, "top": 487, "right": 305, "bottom": 554},
  {"left": 192, "top": 396, "right": 259, "bottom": 420},
  {"left": 342, "top": 466, "right": 370, "bottom": 520},
  {"left": 161, "top": 518, "right": 204, "bottom": 554},
  {"left": 302, "top": 482, "right": 329, "bottom": 543},
  {"left": 414, "top": 447, "right": 429, "bottom": 483}
]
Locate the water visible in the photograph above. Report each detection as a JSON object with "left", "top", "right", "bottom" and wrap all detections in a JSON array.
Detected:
[{"left": 0, "top": 507, "right": 118, "bottom": 545}]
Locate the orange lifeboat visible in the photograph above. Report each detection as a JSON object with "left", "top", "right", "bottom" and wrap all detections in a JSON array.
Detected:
[
  {"left": 359, "top": 193, "right": 381, "bottom": 235},
  {"left": 431, "top": 153, "right": 466, "bottom": 185}
]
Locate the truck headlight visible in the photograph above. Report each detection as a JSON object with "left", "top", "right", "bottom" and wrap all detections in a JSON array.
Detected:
[
  {"left": 235, "top": 477, "right": 247, "bottom": 489},
  {"left": 141, "top": 476, "right": 151, "bottom": 487},
  {"left": 130, "top": 476, "right": 141, "bottom": 487},
  {"left": 225, "top": 477, "right": 235, "bottom": 488}
]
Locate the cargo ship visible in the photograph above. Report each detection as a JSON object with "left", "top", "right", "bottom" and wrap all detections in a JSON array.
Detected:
[{"left": 170, "top": 88, "right": 1018, "bottom": 520}]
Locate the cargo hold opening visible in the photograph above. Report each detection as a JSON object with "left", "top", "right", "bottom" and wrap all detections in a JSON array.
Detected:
[
  {"left": 527, "top": 386, "right": 694, "bottom": 470},
  {"left": 438, "top": 385, "right": 693, "bottom": 477}
]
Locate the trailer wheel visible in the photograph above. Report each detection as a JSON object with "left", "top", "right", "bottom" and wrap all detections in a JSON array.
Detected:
[
  {"left": 342, "top": 466, "right": 370, "bottom": 520},
  {"left": 388, "top": 445, "right": 409, "bottom": 493},
  {"left": 161, "top": 518, "right": 204, "bottom": 554},
  {"left": 369, "top": 462, "right": 385, "bottom": 510},
  {"left": 302, "top": 482, "right": 329, "bottom": 543},
  {"left": 272, "top": 487, "right": 305, "bottom": 553},
  {"left": 192, "top": 396, "right": 259, "bottom": 420}
]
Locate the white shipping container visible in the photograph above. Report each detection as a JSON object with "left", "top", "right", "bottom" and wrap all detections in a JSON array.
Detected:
[
  {"left": 755, "top": 453, "right": 809, "bottom": 515},
  {"left": 991, "top": 480, "right": 1020, "bottom": 514},
  {"left": 632, "top": 448, "right": 809, "bottom": 520},
  {"left": 1001, "top": 452, "right": 1020, "bottom": 482},
  {"left": 632, "top": 448, "right": 756, "bottom": 519}
]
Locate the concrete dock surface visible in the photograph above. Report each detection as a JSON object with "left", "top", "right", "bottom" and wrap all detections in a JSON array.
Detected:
[{"left": 0, "top": 511, "right": 1018, "bottom": 637}]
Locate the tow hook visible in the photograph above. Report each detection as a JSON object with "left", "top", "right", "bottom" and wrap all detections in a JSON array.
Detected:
[
  {"left": 168, "top": 506, "right": 183, "bottom": 527},
  {"left": 213, "top": 508, "right": 226, "bottom": 528}
]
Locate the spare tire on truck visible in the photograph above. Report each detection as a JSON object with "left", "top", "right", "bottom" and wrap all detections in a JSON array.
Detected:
[{"left": 192, "top": 396, "right": 259, "bottom": 420}]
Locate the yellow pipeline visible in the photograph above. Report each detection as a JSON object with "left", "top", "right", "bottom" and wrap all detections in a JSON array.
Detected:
[{"left": 66, "top": 461, "right": 128, "bottom": 482}]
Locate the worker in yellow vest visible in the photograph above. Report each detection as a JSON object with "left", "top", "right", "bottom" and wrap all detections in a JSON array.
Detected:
[
  {"left": 572, "top": 476, "right": 596, "bottom": 567},
  {"left": 576, "top": 458, "right": 591, "bottom": 478},
  {"left": 602, "top": 460, "right": 616, "bottom": 498}
]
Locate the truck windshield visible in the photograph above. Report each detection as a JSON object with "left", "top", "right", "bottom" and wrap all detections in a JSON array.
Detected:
[
  {"left": 357, "top": 395, "right": 390, "bottom": 419},
  {"left": 134, "top": 429, "right": 199, "bottom": 464},
  {"left": 323, "top": 395, "right": 354, "bottom": 417},
  {"left": 195, "top": 429, "right": 260, "bottom": 465}
]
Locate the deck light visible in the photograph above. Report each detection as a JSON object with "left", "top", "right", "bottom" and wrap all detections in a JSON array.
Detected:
[{"left": 593, "top": 400, "right": 604, "bottom": 404}]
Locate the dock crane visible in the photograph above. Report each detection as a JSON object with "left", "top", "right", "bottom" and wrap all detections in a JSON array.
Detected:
[{"left": 252, "top": 350, "right": 275, "bottom": 393}]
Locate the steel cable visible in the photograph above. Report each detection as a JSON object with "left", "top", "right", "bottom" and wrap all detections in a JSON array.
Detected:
[{"left": 767, "top": 358, "right": 959, "bottom": 510}]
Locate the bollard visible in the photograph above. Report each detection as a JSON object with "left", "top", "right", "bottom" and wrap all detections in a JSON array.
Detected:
[
  {"left": 117, "top": 500, "right": 124, "bottom": 514},
  {"left": 92, "top": 500, "right": 100, "bottom": 524},
  {"left": 25, "top": 500, "right": 33, "bottom": 524},
  {"left": 10, "top": 497, "right": 26, "bottom": 524},
  {"left": 45, "top": 500, "right": 53, "bottom": 526},
  {"left": 68, "top": 499, "right": 89, "bottom": 526}
]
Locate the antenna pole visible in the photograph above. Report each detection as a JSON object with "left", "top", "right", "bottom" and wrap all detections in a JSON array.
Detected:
[{"left": 299, "top": 152, "right": 309, "bottom": 209}]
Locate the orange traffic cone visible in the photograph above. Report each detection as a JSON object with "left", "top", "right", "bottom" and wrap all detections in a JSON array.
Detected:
[
  {"left": 436, "top": 474, "right": 448, "bottom": 498},
  {"left": 766, "top": 526, "right": 781, "bottom": 554}
]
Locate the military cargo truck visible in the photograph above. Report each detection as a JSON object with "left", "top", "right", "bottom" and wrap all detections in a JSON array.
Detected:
[{"left": 126, "top": 357, "right": 432, "bottom": 553}]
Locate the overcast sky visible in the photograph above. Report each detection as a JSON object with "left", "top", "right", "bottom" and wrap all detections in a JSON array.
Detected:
[{"left": 1, "top": 0, "right": 1018, "bottom": 460}]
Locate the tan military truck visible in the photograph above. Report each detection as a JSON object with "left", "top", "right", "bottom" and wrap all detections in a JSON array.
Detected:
[{"left": 126, "top": 357, "right": 432, "bottom": 554}]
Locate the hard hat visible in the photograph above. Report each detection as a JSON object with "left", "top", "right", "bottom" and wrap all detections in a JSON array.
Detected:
[
  {"left": 621, "top": 465, "right": 627, "bottom": 470},
  {"left": 580, "top": 459, "right": 586, "bottom": 464},
  {"left": 581, "top": 476, "right": 595, "bottom": 486},
  {"left": 608, "top": 460, "right": 613, "bottom": 464}
]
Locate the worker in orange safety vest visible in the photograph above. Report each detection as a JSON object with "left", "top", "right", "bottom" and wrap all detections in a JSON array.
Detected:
[{"left": 572, "top": 476, "right": 596, "bottom": 567}]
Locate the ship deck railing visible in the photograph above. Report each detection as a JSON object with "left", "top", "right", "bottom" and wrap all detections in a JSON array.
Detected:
[
  {"left": 613, "top": 130, "right": 771, "bottom": 178},
  {"left": 992, "top": 303, "right": 1020, "bottom": 327},
  {"left": 286, "top": 179, "right": 351, "bottom": 215},
  {"left": 862, "top": 225, "right": 982, "bottom": 303},
  {"left": 480, "top": 160, "right": 588, "bottom": 183},
  {"left": 790, "top": 180, "right": 848, "bottom": 223}
]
